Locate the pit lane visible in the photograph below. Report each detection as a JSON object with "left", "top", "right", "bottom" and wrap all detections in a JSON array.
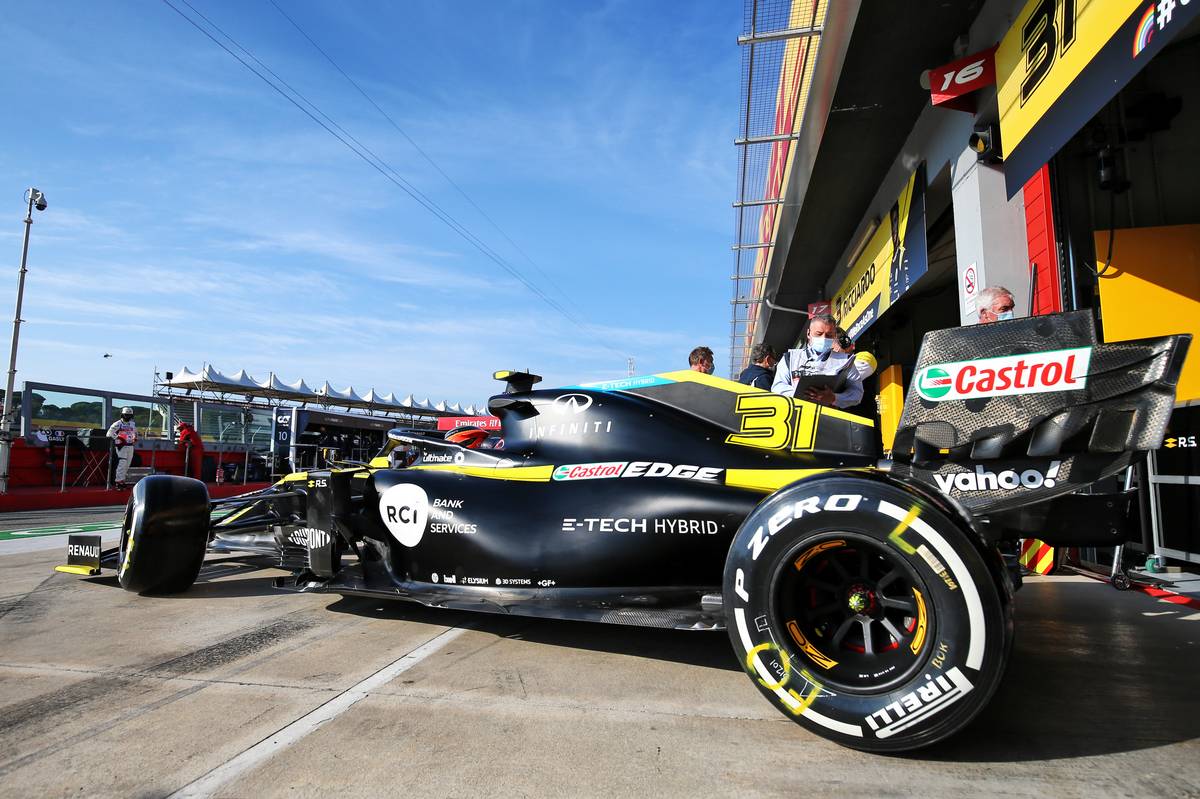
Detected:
[{"left": 1, "top": 509, "right": 1198, "bottom": 797}]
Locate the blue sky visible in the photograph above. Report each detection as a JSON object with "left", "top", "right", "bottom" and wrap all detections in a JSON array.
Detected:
[{"left": 0, "top": 0, "right": 739, "bottom": 407}]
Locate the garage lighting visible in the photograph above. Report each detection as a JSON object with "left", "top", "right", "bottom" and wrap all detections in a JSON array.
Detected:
[{"left": 969, "top": 124, "right": 1002, "bottom": 163}]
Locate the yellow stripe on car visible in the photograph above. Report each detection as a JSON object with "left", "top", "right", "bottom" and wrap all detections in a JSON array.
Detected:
[
  {"left": 409, "top": 464, "right": 555, "bottom": 482},
  {"left": 216, "top": 503, "right": 258, "bottom": 526},
  {"left": 723, "top": 468, "right": 830, "bottom": 493},
  {"left": 659, "top": 369, "right": 768, "bottom": 393},
  {"left": 656, "top": 370, "right": 875, "bottom": 427}
]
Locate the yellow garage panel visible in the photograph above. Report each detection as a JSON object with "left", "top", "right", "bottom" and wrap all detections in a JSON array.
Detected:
[
  {"left": 1096, "top": 224, "right": 1200, "bottom": 402},
  {"left": 878, "top": 364, "right": 904, "bottom": 455}
]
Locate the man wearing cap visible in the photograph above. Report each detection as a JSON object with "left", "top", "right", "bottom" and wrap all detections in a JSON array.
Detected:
[{"left": 107, "top": 407, "right": 139, "bottom": 489}]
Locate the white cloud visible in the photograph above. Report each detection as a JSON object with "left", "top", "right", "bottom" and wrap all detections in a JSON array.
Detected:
[{"left": 3, "top": 2, "right": 737, "bottom": 403}]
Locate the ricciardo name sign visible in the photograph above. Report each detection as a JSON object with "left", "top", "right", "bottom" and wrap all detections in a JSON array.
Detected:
[
  {"left": 830, "top": 164, "right": 928, "bottom": 342},
  {"left": 915, "top": 347, "right": 1092, "bottom": 402}
]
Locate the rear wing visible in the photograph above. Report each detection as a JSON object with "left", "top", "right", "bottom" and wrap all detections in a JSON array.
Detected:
[
  {"left": 893, "top": 311, "right": 1189, "bottom": 461},
  {"left": 890, "top": 312, "right": 1189, "bottom": 518}
]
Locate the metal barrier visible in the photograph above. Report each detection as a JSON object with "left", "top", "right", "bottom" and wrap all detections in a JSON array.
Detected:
[{"left": 59, "top": 436, "right": 71, "bottom": 493}]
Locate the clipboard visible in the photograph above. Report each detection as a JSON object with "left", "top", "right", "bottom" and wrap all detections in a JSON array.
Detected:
[{"left": 791, "top": 358, "right": 855, "bottom": 398}]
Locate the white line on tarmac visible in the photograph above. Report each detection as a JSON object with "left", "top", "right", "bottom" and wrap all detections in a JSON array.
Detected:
[
  {"left": 167, "top": 625, "right": 468, "bottom": 798},
  {"left": 0, "top": 534, "right": 121, "bottom": 556}
]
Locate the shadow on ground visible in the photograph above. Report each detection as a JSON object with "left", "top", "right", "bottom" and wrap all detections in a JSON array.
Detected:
[
  {"left": 324, "top": 592, "right": 741, "bottom": 672},
  {"left": 920, "top": 578, "right": 1200, "bottom": 761},
  {"left": 323, "top": 576, "right": 1200, "bottom": 762},
  {"left": 70, "top": 554, "right": 1200, "bottom": 762}
]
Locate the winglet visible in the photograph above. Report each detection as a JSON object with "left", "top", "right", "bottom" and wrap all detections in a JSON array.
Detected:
[
  {"left": 492, "top": 370, "right": 542, "bottom": 394},
  {"left": 54, "top": 564, "right": 100, "bottom": 576}
]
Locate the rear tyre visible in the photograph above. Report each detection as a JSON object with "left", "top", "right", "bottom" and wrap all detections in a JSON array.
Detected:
[
  {"left": 118, "top": 475, "right": 211, "bottom": 595},
  {"left": 723, "top": 473, "right": 1012, "bottom": 752}
]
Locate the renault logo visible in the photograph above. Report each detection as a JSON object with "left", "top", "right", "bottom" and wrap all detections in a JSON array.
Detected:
[{"left": 551, "top": 393, "right": 593, "bottom": 415}]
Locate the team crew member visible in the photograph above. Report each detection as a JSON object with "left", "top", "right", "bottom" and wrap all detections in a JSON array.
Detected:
[
  {"left": 771, "top": 314, "right": 864, "bottom": 408},
  {"left": 977, "top": 286, "right": 1016, "bottom": 324},
  {"left": 738, "top": 343, "right": 778, "bottom": 390},
  {"left": 175, "top": 420, "right": 204, "bottom": 479},
  {"left": 833, "top": 327, "right": 878, "bottom": 380},
  {"left": 107, "top": 406, "right": 138, "bottom": 489},
  {"left": 688, "top": 346, "right": 715, "bottom": 375}
]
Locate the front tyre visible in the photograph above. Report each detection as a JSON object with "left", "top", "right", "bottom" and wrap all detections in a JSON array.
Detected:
[
  {"left": 118, "top": 475, "right": 211, "bottom": 595},
  {"left": 723, "top": 473, "right": 1011, "bottom": 752}
]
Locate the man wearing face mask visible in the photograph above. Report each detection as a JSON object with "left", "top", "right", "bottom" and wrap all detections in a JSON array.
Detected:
[
  {"left": 976, "top": 286, "right": 1016, "bottom": 323},
  {"left": 107, "top": 406, "right": 139, "bottom": 489},
  {"left": 771, "top": 314, "right": 864, "bottom": 408}
]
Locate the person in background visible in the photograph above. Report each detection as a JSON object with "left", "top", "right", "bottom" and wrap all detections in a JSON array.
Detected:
[
  {"left": 107, "top": 406, "right": 138, "bottom": 489},
  {"left": 738, "top": 343, "right": 778, "bottom": 390},
  {"left": 833, "top": 327, "right": 854, "bottom": 355},
  {"left": 175, "top": 420, "right": 204, "bottom": 479},
  {"left": 772, "top": 313, "right": 864, "bottom": 408},
  {"left": 689, "top": 346, "right": 715, "bottom": 375},
  {"left": 833, "top": 327, "right": 878, "bottom": 381},
  {"left": 977, "top": 286, "right": 1016, "bottom": 324}
]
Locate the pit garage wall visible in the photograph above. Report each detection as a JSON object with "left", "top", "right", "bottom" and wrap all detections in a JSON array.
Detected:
[
  {"left": 1054, "top": 31, "right": 1200, "bottom": 562},
  {"left": 822, "top": 0, "right": 1053, "bottom": 331}
]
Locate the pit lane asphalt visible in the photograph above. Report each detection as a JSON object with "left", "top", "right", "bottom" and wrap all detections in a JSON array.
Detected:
[{"left": 1, "top": 510, "right": 1198, "bottom": 798}]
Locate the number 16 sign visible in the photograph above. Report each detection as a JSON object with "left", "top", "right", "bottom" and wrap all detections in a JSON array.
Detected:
[{"left": 928, "top": 46, "right": 998, "bottom": 112}]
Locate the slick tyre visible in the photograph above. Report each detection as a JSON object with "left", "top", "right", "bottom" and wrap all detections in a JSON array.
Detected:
[
  {"left": 723, "top": 473, "right": 1011, "bottom": 753},
  {"left": 118, "top": 475, "right": 210, "bottom": 595}
]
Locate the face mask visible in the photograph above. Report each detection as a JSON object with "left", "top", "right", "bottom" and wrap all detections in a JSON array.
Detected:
[
  {"left": 809, "top": 336, "right": 833, "bottom": 354},
  {"left": 122, "top": 414, "right": 133, "bottom": 421},
  {"left": 996, "top": 310, "right": 1015, "bottom": 321}
]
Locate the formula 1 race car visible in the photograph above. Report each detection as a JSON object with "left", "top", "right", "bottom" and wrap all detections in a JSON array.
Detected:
[{"left": 85, "top": 311, "right": 1188, "bottom": 752}]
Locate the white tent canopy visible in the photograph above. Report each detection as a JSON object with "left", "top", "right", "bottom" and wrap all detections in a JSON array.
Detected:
[{"left": 162, "top": 365, "right": 483, "bottom": 417}]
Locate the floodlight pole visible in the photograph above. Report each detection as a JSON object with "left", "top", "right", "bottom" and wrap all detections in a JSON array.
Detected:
[{"left": 0, "top": 190, "right": 42, "bottom": 493}]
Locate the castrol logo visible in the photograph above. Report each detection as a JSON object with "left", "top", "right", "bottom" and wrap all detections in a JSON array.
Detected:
[
  {"left": 552, "top": 461, "right": 724, "bottom": 482},
  {"left": 553, "top": 462, "right": 627, "bottom": 480},
  {"left": 915, "top": 347, "right": 1091, "bottom": 402}
]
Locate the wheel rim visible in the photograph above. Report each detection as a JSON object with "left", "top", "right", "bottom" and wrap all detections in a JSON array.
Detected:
[{"left": 773, "top": 533, "right": 933, "bottom": 693}]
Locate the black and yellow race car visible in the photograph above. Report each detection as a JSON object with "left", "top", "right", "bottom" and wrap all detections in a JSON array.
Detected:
[{"left": 91, "top": 311, "right": 1188, "bottom": 752}]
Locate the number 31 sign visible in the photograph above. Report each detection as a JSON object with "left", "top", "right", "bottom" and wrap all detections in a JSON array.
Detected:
[{"left": 928, "top": 46, "right": 998, "bottom": 111}]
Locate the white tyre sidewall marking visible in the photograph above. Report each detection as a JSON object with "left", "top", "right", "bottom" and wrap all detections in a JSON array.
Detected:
[
  {"left": 732, "top": 490, "right": 992, "bottom": 741},
  {"left": 733, "top": 607, "right": 863, "bottom": 738},
  {"left": 378, "top": 483, "right": 429, "bottom": 547},
  {"left": 877, "top": 499, "right": 986, "bottom": 670}
]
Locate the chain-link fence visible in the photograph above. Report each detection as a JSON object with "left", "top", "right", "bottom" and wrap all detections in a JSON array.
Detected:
[{"left": 730, "top": 0, "right": 825, "bottom": 376}]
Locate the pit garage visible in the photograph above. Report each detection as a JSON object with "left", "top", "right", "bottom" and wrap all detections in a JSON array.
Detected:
[{"left": 733, "top": 0, "right": 1200, "bottom": 572}]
